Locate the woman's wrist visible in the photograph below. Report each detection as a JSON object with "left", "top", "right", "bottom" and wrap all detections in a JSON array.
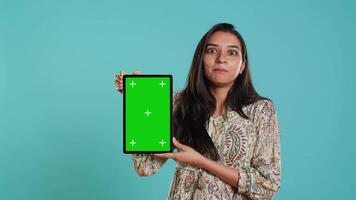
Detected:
[{"left": 199, "top": 156, "right": 210, "bottom": 169}]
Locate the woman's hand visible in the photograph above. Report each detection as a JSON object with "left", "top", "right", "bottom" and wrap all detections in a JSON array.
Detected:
[
  {"left": 153, "top": 137, "right": 207, "bottom": 168},
  {"left": 114, "top": 70, "right": 142, "bottom": 94}
]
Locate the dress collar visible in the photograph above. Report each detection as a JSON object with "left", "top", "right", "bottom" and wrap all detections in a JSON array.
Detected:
[{"left": 209, "top": 107, "right": 236, "bottom": 124}]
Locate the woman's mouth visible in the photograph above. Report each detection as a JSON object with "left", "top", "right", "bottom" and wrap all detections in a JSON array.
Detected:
[{"left": 213, "top": 68, "right": 228, "bottom": 73}]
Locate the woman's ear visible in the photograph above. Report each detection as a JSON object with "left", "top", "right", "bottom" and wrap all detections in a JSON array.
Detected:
[{"left": 239, "top": 61, "right": 246, "bottom": 74}]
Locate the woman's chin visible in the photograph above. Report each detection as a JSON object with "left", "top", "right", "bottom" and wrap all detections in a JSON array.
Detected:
[{"left": 210, "top": 81, "right": 233, "bottom": 88}]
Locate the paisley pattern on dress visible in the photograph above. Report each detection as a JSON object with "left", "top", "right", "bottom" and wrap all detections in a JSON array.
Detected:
[
  {"left": 131, "top": 91, "right": 282, "bottom": 200},
  {"left": 223, "top": 123, "right": 248, "bottom": 166}
]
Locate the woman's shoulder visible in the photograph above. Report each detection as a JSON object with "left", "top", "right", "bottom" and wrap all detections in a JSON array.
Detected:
[
  {"left": 173, "top": 89, "right": 184, "bottom": 109},
  {"left": 173, "top": 89, "right": 183, "bottom": 99},
  {"left": 242, "top": 98, "right": 276, "bottom": 120},
  {"left": 245, "top": 98, "right": 274, "bottom": 109},
  {"left": 255, "top": 98, "right": 275, "bottom": 109}
]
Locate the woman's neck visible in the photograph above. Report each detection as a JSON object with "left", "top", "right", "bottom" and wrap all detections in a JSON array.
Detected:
[{"left": 210, "top": 86, "right": 230, "bottom": 117}]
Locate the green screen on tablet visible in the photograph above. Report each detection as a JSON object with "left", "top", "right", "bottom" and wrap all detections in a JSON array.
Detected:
[{"left": 123, "top": 75, "right": 173, "bottom": 153}]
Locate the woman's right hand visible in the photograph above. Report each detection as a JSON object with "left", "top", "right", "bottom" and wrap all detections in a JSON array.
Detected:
[{"left": 114, "top": 70, "right": 142, "bottom": 94}]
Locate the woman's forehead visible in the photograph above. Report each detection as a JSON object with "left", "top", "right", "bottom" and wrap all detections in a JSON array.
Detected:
[{"left": 207, "top": 31, "right": 241, "bottom": 48}]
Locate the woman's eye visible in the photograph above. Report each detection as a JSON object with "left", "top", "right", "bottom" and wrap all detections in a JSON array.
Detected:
[
  {"left": 228, "top": 50, "right": 238, "bottom": 56},
  {"left": 206, "top": 48, "right": 216, "bottom": 53}
]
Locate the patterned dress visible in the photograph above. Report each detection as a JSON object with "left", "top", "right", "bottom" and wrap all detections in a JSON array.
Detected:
[{"left": 131, "top": 91, "right": 281, "bottom": 200}]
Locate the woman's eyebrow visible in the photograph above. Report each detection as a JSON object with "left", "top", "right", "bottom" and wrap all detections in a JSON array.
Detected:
[
  {"left": 206, "top": 43, "right": 241, "bottom": 50},
  {"left": 227, "top": 45, "right": 241, "bottom": 50},
  {"left": 206, "top": 43, "right": 218, "bottom": 47}
]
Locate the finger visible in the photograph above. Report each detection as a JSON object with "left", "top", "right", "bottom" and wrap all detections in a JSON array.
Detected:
[
  {"left": 114, "top": 77, "right": 123, "bottom": 84},
  {"left": 114, "top": 80, "right": 123, "bottom": 93},
  {"left": 114, "top": 78, "right": 122, "bottom": 87},
  {"left": 120, "top": 71, "right": 126, "bottom": 77},
  {"left": 114, "top": 70, "right": 127, "bottom": 93},
  {"left": 115, "top": 70, "right": 126, "bottom": 79},
  {"left": 172, "top": 137, "right": 189, "bottom": 151},
  {"left": 115, "top": 83, "right": 122, "bottom": 90},
  {"left": 114, "top": 72, "right": 124, "bottom": 85},
  {"left": 153, "top": 153, "right": 175, "bottom": 159},
  {"left": 115, "top": 72, "right": 120, "bottom": 79}
]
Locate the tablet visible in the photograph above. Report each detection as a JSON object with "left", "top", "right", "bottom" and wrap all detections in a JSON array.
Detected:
[{"left": 123, "top": 75, "right": 173, "bottom": 153}]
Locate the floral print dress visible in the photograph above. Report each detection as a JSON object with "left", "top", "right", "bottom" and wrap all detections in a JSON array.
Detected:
[{"left": 131, "top": 91, "right": 281, "bottom": 200}]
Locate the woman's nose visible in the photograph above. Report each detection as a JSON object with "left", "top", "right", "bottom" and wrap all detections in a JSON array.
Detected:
[{"left": 216, "top": 52, "right": 227, "bottom": 64}]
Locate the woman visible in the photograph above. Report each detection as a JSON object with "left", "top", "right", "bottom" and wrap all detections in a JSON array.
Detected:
[{"left": 114, "top": 23, "right": 281, "bottom": 200}]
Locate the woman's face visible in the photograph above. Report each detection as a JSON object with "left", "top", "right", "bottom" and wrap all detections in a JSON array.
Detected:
[{"left": 203, "top": 31, "right": 245, "bottom": 88}]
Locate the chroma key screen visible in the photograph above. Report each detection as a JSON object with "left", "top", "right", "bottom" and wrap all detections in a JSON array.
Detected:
[{"left": 123, "top": 75, "right": 173, "bottom": 153}]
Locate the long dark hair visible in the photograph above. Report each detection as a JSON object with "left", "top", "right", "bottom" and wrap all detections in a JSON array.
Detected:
[{"left": 173, "top": 23, "right": 268, "bottom": 161}]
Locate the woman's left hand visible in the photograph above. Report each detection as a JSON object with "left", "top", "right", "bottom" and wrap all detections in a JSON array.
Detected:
[{"left": 153, "top": 137, "right": 206, "bottom": 168}]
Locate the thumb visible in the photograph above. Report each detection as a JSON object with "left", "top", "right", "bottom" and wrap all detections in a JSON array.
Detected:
[{"left": 173, "top": 137, "right": 189, "bottom": 151}]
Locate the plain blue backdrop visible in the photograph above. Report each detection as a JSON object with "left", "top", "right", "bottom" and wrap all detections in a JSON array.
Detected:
[{"left": 1, "top": 0, "right": 355, "bottom": 199}]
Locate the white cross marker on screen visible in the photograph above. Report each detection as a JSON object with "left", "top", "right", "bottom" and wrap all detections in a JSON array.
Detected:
[
  {"left": 144, "top": 109, "right": 152, "bottom": 117},
  {"left": 130, "top": 81, "right": 136, "bottom": 88},
  {"left": 159, "top": 80, "right": 166, "bottom": 88},
  {"left": 159, "top": 139, "right": 166, "bottom": 146},
  {"left": 130, "top": 139, "right": 136, "bottom": 147}
]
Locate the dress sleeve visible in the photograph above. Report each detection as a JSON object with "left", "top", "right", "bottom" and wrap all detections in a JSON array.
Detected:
[
  {"left": 131, "top": 154, "right": 168, "bottom": 176},
  {"left": 237, "top": 100, "right": 282, "bottom": 199},
  {"left": 131, "top": 90, "right": 182, "bottom": 176}
]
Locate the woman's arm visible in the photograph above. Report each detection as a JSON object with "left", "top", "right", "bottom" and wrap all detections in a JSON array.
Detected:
[
  {"left": 235, "top": 100, "right": 281, "bottom": 199},
  {"left": 200, "top": 157, "right": 240, "bottom": 188},
  {"left": 155, "top": 100, "right": 281, "bottom": 199},
  {"left": 154, "top": 138, "right": 240, "bottom": 188},
  {"left": 203, "top": 100, "right": 282, "bottom": 199},
  {"left": 201, "top": 101, "right": 282, "bottom": 199}
]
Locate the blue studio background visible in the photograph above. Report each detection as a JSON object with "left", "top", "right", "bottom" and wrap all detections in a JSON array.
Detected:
[{"left": 1, "top": 0, "right": 355, "bottom": 199}]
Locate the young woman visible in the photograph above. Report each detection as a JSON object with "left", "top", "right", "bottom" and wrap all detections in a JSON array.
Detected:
[{"left": 114, "top": 23, "right": 281, "bottom": 200}]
